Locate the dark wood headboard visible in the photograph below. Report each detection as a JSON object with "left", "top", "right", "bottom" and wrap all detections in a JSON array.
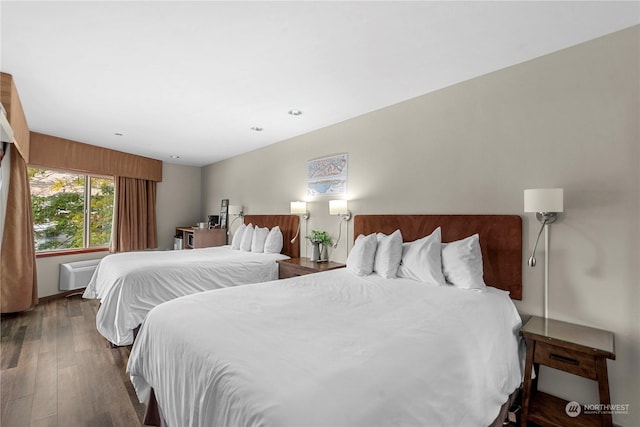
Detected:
[
  {"left": 243, "top": 215, "right": 300, "bottom": 258},
  {"left": 354, "top": 215, "right": 522, "bottom": 299}
]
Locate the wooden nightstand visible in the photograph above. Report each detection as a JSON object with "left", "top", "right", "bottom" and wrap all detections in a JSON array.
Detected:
[
  {"left": 277, "top": 257, "right": 346, "bottom": 279},
  {"left": 520, "top": 316, "right": 615, "bottom": 427}
]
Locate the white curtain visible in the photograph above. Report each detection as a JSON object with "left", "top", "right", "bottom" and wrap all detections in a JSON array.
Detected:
[{"left": 0, "top": 143, "right": 10, "bottom": 245}]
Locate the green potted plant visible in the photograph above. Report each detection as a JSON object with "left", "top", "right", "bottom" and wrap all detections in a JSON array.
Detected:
[{"left": 306, "top": 230, "right": 332, "bottom": 262}]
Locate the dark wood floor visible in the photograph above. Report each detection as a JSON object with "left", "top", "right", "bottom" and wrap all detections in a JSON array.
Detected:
[{"left": 1, "top": 295, "right": 145, "bottom": 427}]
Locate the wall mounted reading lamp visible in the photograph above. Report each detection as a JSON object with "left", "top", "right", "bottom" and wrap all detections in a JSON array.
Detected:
[
  {"left": 290, "top": 201, "right": 310, "bottom": 244},
  {"left": 228, "top": 205, "right": 244, "bottom": 228},
  {"left": 524, "top": 188, "right": 564, "bottom": 319},
  {"left": 329, "top": 199, "right": 352, "bottom": 248}
]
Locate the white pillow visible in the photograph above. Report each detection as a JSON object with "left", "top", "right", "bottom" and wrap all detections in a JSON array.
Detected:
[
  {"left": 231, "top": 223, "right": 246, "bottom": 250},
  {"left": 441, "top": 233, "right": 486, "bottom": 290},
  {"left": 397, "top": 227, "right": 446, "bottom": 286},
  {"left": 264, "top": 226, "right": 284, "bottom": 254},
  {"left": 240, "top": 223, "right": 254, "bottom": 252},
  {"left": 374, "top": 229, "right": 403, "bottom": 278},
  {"left": 346, "top": 233, "right": 378, "bottom": 276},
  {"left": 251, "top": 226, "right": 269, "bottom": 253}
]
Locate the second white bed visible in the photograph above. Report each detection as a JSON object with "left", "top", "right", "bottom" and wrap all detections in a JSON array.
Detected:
[{"left": 83, "top": 246, "right": 289, "bottom": 345}]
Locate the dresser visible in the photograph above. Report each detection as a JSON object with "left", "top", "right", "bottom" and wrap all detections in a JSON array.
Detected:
[{"left": 175, "top": 227, "right": 227, "bottom": 249}]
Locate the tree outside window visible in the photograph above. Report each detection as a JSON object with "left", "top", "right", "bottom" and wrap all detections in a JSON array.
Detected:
[{"left": 28, "top": 168, "right": 114, "bottom": 252}]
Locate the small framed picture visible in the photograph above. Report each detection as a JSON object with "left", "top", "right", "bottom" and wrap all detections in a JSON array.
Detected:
[{"left": 219, "top": 199, "right": 229, "bottom": 228}]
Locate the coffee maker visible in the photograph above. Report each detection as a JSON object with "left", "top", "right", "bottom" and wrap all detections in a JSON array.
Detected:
[{"left": 208, "top": 215, "right": 219, "bottom": 229}]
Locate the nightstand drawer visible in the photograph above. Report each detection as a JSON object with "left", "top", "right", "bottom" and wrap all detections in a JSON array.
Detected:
[{"left": 534, "top": 341, "right": 597, "bottom": 380}]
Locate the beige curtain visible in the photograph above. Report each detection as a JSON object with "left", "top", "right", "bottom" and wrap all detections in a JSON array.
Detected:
[
  {"left": 0, "top": 144, "right": 38, "bottom": 313},
  {"left": 110, "top": 176, "right": 158, "bottom": 253}
]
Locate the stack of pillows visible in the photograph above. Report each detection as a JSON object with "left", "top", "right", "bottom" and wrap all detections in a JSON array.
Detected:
[
  {"left": 346, "top": 228, "right": 486, "bottom": 290},
  {"left": 230, "top": 223, "right": 284, "bottom": 254}
]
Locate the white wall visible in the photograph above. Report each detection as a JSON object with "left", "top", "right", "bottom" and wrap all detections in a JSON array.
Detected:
[
  {"left": 36, "top": 161, "right": 203, "bottom": 297},
  {"left": 202, "top": 27, "right": 639, "bottom": 426}
]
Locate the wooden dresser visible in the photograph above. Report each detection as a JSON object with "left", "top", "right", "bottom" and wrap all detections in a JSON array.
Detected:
[{"left": 175, "top": 227, "right": 226, "bottom": 249}]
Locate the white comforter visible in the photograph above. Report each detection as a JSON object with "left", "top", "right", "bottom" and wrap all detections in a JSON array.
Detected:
[
  {"left": 83, "top": 246, "right": 288, "bottom": 345},
  {"left": 128, "top": 269, "right": 524, "bottom": 427}
]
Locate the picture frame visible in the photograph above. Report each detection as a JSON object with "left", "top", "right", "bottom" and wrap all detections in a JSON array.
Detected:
[{"left": 219, "top": 199, "right": 229, "bottom": 229}]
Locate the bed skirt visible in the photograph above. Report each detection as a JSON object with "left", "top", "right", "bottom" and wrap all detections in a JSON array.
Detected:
[{"left": 143, "top": 386, "right": 521, "bottom": 427}]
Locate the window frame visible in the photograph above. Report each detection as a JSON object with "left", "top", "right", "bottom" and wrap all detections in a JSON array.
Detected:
[{"left": 28, "top": 166, "right": 114, "bottom": 256}]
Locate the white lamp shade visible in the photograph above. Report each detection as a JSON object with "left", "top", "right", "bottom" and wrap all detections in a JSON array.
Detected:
[
  {"left": 524, "top": 188, "right": 564, "bottom": 213},
  {"left": 228, "top": 205, "right": 242, "bottom": 216},
  {"left": 329, "top": 199, "right": 348, "bottom": 216},
  {"left": 290, "top": 201, "right": 307, "bottom": 215}
]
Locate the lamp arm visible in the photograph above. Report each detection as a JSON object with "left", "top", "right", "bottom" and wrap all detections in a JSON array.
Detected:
[
  {"left": 290, "top": 213, "right": 309, "bottom": 244},
  {"left": 332, "top": 220, "right": 343, "bottom": 248},
  {"left": 227, "top": 215, "right": 243, "bottom": 235},
  {"left": 528, "top": 218, "right": 548, "bottom": 267},
  {"left": 332, "top": 211, "right": 351, "bottom": 248},
  {"left": 290, "top": 221, "right": 301, "bottom": 244}
]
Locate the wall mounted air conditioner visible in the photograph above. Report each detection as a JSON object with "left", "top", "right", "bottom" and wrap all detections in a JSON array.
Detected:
[
  {"left": 0, "top": 102, "right": 14, "bottom": 143},
  {"left": 59, "top": 259, "right": 101, "bottom": 291}
]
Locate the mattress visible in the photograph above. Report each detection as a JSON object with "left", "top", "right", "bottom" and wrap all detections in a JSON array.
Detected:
[
  {"left": 83, "top": 245, "right": 288, "bottom": 345},
  {"left": 128, "top": 268, "right": 525, "bottom": 427}
]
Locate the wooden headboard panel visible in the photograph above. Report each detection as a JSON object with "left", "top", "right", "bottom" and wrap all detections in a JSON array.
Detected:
[
  {"left": 354, "top": 215, "right": 522, "bottom": 299},
  {"left": 243, "top": 215, "right": 300, "bottom": 258}
]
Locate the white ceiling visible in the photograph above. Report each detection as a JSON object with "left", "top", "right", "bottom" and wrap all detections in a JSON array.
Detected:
[{"left": 1, "top": 1, "right": 638, "bottom": 167}]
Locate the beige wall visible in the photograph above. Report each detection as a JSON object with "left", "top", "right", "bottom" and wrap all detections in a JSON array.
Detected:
[
  {"left": 155, "top": 162, "right": 203, "bottom": 250},
  {"left": 36, "top": 162, "right": 202, "bottom": 296},
  {"left": 35, "top": 251, "right": 109, "bottom": 298},
  {"left": 202, "top": 26, "right": 639, "bottom": 426}
]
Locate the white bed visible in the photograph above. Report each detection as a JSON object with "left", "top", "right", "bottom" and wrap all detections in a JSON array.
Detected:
[
  {"left": 127, "top": 214, "right": 524, "bottom": 426},
  {"left": 128, "top": 268, "right": 524, "bottom": 427},
  {"left": 83, "top": 245, "right": 289, "bottom": 345},
  {"left": 83, "top": 214, "right": 300, "bottom": 346}
]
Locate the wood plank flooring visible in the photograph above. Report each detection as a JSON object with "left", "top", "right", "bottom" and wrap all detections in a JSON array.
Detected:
[{"left": 1, "top": 296, "right": 145, "bottom": 427}]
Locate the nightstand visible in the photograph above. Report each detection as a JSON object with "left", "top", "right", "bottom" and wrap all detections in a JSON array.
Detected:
[
  {"left": 520, "top": 316, "right": 615, "bottom": 427},
  {"left": 277, "top": 257, "right": 346, "bottom": 279}
]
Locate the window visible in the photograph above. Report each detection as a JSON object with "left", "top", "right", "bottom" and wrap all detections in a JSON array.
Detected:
[{"left": 28, "top": 168, "right": 114, "bottom": 252}]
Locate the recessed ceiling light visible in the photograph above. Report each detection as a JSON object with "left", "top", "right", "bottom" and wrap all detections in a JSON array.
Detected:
[
  {"left": 288, "top": 109, "right": 303, "bottom": 116},
  {"left": 170, "top": 155, "right": 180, "bottom": 159},
  {"left": 250, "top": 126, "right": 263, "bottom": 132}
]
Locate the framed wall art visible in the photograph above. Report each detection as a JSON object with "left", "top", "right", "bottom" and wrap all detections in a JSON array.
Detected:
[{"left": 306, "top": 153, "right": 348, "bottom": 197}]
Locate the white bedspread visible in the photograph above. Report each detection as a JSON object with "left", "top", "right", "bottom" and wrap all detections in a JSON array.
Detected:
[
  {"left": 128, "top": 269, "right": 524, "bottom": 427},
  {"left": 83, "top": 246, "right": 288, "bottom": 345}
]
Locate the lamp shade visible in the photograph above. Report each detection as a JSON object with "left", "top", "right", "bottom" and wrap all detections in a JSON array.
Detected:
[
  {"left": 228, "top": 205, "right": 242, "bottom": 216},
  {"left": 524, "top": 188, "right": 564, "bottom": 213},
  {"left": 329, "top": 199, "right": 348, "bottom": 216},
  {"left": 290, "top": 201, "right": 307, "bottom": 215}
]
